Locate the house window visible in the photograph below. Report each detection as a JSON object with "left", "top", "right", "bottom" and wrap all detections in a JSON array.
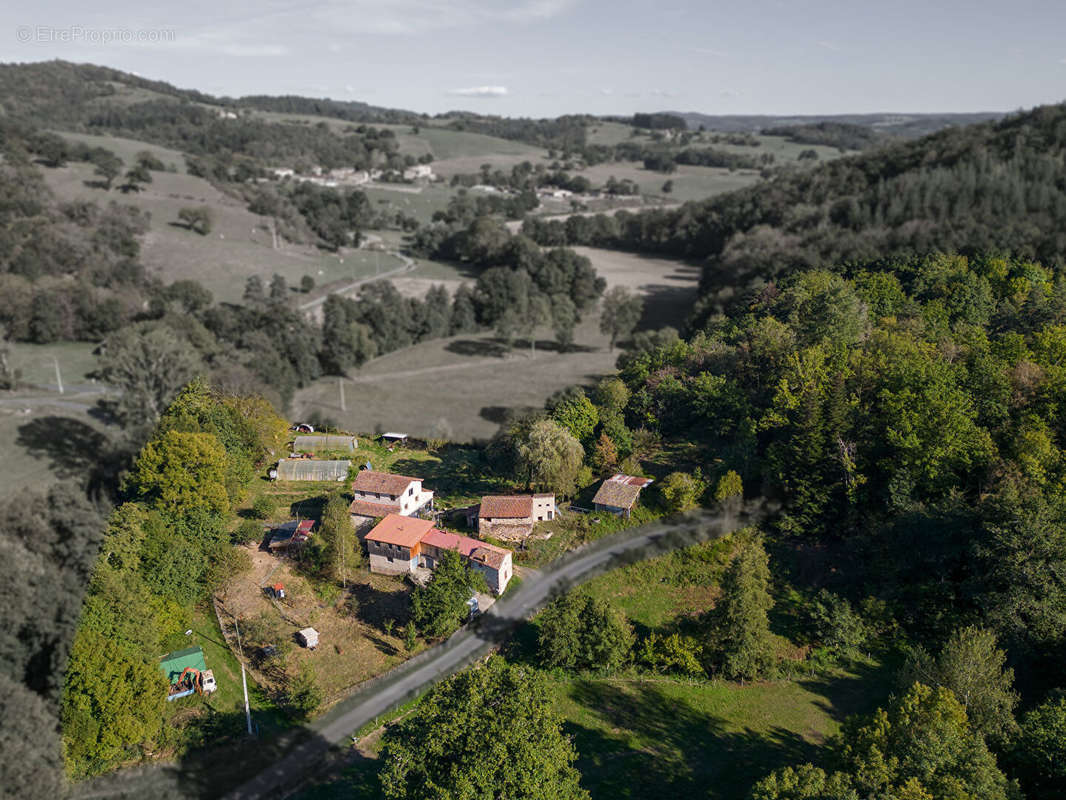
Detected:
[
  {"left": 548, "top": 511, "right": 553, "bottom": 520},
  {"left": 408, "top": 487, "right": 413, "bottom": 496}
]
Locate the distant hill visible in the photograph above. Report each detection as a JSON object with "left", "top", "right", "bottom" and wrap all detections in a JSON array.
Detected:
[
  {"left": 665, "top": 111, "right": 1007, "bottom": 138},
  {"left": 522, "top": 102, "right": 1066, "bottom": 326},
  {"left": 0, "top": 60, "right": 423, "bottom": 127}
]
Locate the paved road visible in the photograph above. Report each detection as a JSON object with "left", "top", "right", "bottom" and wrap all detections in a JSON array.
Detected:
[{"left": 225, "top": 507, "right": 755, "bottom": 799}]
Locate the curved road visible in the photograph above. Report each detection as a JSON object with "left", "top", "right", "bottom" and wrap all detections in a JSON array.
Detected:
[{"left": 226, "top": 506, "right": 758, "bottom": 799}]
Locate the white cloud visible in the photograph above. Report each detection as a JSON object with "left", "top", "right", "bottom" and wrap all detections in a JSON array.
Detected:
[
  {"left": 448, "top": 85, "right": 509, "bottom": 97},
  {"left": 648, "top": 88, "right": 679, "bottom": 98},
  {"left": 600, "top": 88, "right": 614, "bottom": 96},
  {"left": 720, "top": 88, "right": 742, "bottom": 98},
  {"left": 816, "top": 40, "right": 841, "bottom": 52}
]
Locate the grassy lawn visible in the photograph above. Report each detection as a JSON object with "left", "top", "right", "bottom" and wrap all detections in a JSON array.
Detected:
[
  {"left": 52, "top": 129, "right": 189, "bottom": 171},
  {"left": 550, "top": 659, "right": 891, "bottom": 800},
  {"left": 7, "top": 341, "right": 99, "bottom": 387},
  {"left": 40, "top": 162, "right": 367, "bottom": 302}
]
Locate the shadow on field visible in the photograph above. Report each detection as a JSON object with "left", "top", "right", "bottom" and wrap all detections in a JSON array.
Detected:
[
  {"left": 346, "top": 583, "right": 411, "bottom": 634},
  {"left": 445, "top": 338, "right": 510, "bottom": 358},
  {"left": 796, "top": 657, "right": 896, "bottom": 726},
  {"left": 16, "top": 415, "right": 131, "bottom": 501},
  {"left": 563, "top": 680, "right": 821, "bottom": 800},
  {"left": 639, "top": 279, "right": 703, "bottom": 331}
]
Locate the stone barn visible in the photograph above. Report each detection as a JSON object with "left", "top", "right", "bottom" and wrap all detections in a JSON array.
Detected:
[{"left": 476, "top": 494, "right": 556, "bottom": 541}]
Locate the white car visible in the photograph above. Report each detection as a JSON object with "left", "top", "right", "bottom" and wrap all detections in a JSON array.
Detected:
[{"left": 201, "top": 669, "right": 218, "bottom": 694}]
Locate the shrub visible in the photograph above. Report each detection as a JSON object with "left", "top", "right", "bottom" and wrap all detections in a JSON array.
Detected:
[
  {"left": 234, "top": 519, "right": 265, "bottom": 544},
  {"left": 250, "top": 494, "right": 276, "bottom": 520}
]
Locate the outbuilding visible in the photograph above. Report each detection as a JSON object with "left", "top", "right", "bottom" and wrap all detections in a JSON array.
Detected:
[{"left": 297, "top": 627, "right": 319, "bottom": 649}]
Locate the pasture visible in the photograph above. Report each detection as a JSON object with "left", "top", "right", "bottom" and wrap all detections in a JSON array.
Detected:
[
  {"left": 293, "top": 247, "right": 699, "bottom": 441},
  {"left": 41, "top": 160, "right": 385, "bottom": 302},
  {"left": 52, "top": 130, "right": 189, "bottom": 172}
]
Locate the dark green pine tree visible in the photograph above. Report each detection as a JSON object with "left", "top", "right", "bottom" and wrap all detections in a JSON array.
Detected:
[{"left": 712, "top": 536, "right": 776, "bottom": 681}]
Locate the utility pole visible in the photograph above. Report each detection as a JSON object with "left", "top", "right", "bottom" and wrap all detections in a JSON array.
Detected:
[
  {"left": 232, "top": 615, "right": 253, "bottom": 736},
  {"left": 339, "top": 377, "right": 346, "bottom": 412},
  {"left": 52, "top": 356, "right": 63, "bottom": 395}
]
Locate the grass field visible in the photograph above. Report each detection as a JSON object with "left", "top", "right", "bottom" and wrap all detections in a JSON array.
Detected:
[
  {"left": 551, "top": 660, "right": 889, "bottom": 800},
  {"left": 293, "top": 247, "right": 700, "bottom": 441},
  {"left": 7, "top": 341, "right": 99, "bottom": 387},
  {"left": 53, "top": 130, "right": 189, "bottom": 172},
  {"left": 41, "top": 160, "right": 388, "bottom": 302}
]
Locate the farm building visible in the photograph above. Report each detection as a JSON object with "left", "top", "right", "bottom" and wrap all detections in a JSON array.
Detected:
[
  {"left": 366, "top": 513, "right": 513, "bottom": 594},
  {"left": 592, "top": 474, "right": 654, "bottom": 518},
  {"left": 365, "top": 514, "right": 435, "bottom": 575},
  {"left": 292, "top": 434, "right": 357, "bottom": 452},
  {"left": 267, "top": 519, "right": 314, "bottom": 550},
  {"left": 420, "top": 529, "right": 513, "bottom": 594},
  {"left": 472, "top": 494, "right": 556, "bottom": 541},
  {"left": 275, "top": 458, "right": 351, "bottom": 481},
  {"left": 349, "top": 470, "right": 434, "bottom": 530}
]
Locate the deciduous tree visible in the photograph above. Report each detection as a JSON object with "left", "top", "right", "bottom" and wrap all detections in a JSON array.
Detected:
[{"left": 379, "top": 658, "right": 588, "bottom": 800}]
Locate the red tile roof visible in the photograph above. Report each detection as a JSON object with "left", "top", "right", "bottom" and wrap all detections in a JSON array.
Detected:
[
  {"left": 366, "top": 514, "right": 435, "bottom": 548},
  {"left": 348, "top": 498, "right": 396, "bottom": 518},
  {"left": 421, "top": 529, "right": 510, "bottom": 569},
  {"left": 479, "top": 495, "right": 533, "bottom": 519},
  {"left": 352, "top": 470, "right": 420, "bottom": 496}
]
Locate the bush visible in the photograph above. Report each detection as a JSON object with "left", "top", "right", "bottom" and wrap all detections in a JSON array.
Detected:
[
  {"left": 250, "top": 494, "right": 276, "bottom": 520},
  {"left": 286, "top": 664, "right": 323, "bottom": 719},
  {"left": 808, "top": 589, "right": 868, "bottom": 656},
  {"left": 234, "top": 518, "right": 265, "bottom": 544},
  {"left": 639, "top": 632, "right": 704, "bottom": 676}
]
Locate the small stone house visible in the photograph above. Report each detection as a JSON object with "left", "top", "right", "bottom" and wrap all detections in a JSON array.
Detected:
[
  {"left": 349, "top": 470, "right": 434, "bottom": 531},
  {"left": 592, "top": 474, "right": 654, "bottom": 518},
  {"left": 475, "top": 494, "right": 556, "bottom": 541}
]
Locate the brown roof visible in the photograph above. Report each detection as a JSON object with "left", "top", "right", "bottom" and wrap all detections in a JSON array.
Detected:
[
  {"left": 352, "top": 470, "right": 420, "bottom": 497},
  {"left": 348, "top": 498, "right": 396, "bottom": 518},
  {"left": 365, "top": 514, "right": 435, "bottom": 548},
  {"left": 592, "top": 479, "right": 643, "bottom": 509},
  {"left": 479, "top": 495, "right": 534, "bottom": 519}
]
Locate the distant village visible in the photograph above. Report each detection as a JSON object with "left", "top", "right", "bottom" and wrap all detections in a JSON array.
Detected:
[{"left": 268, "top": 162, "right": 435, "bottom": 188}]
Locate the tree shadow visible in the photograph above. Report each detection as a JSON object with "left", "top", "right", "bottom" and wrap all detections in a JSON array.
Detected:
[
  {"left": 563, "top": 679, "right": 824, "bottom": 800},
  {"left": 81, "top": 179, "right": 111, "bottom": 190},
  {"left": 345, "top": 583, "right": 411, "bottom": 634},
  {"left": 794, "top": 656, "right": 897, "bottom": 726},
  {"left": 15, "top": 415, "right": 131, "bottom": 501},
  {"left": 444, "top": 338, "right": 510, "bottom": 358},
  {"left": 638, "top": 280, "right": 703, "bottom": 331},
  {"left": 392, "top": 450, "right": 502, "bottom": 499}
]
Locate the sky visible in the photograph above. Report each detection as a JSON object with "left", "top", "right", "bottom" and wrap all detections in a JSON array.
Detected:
[{"left": 3, "top": 0, "right": 1065, "bottom": 117}]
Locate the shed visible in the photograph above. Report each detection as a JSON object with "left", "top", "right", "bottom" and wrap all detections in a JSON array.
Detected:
[
  {"left": 293, "top": 434, "right": 357, "bottom": 452},
  {"left": 381, "top": 432, "right": 408, "bottom": 445},
  {"left": 297, "top": 627, "right": 319, "bottom": 649},
  {"left": 276, "top": 458, "right": 351, "bottom": 482}
]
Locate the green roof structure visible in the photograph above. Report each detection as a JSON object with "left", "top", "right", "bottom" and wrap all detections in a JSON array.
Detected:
[{"left": 158, "top": 646, "right": 207, "bottom": 685}]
